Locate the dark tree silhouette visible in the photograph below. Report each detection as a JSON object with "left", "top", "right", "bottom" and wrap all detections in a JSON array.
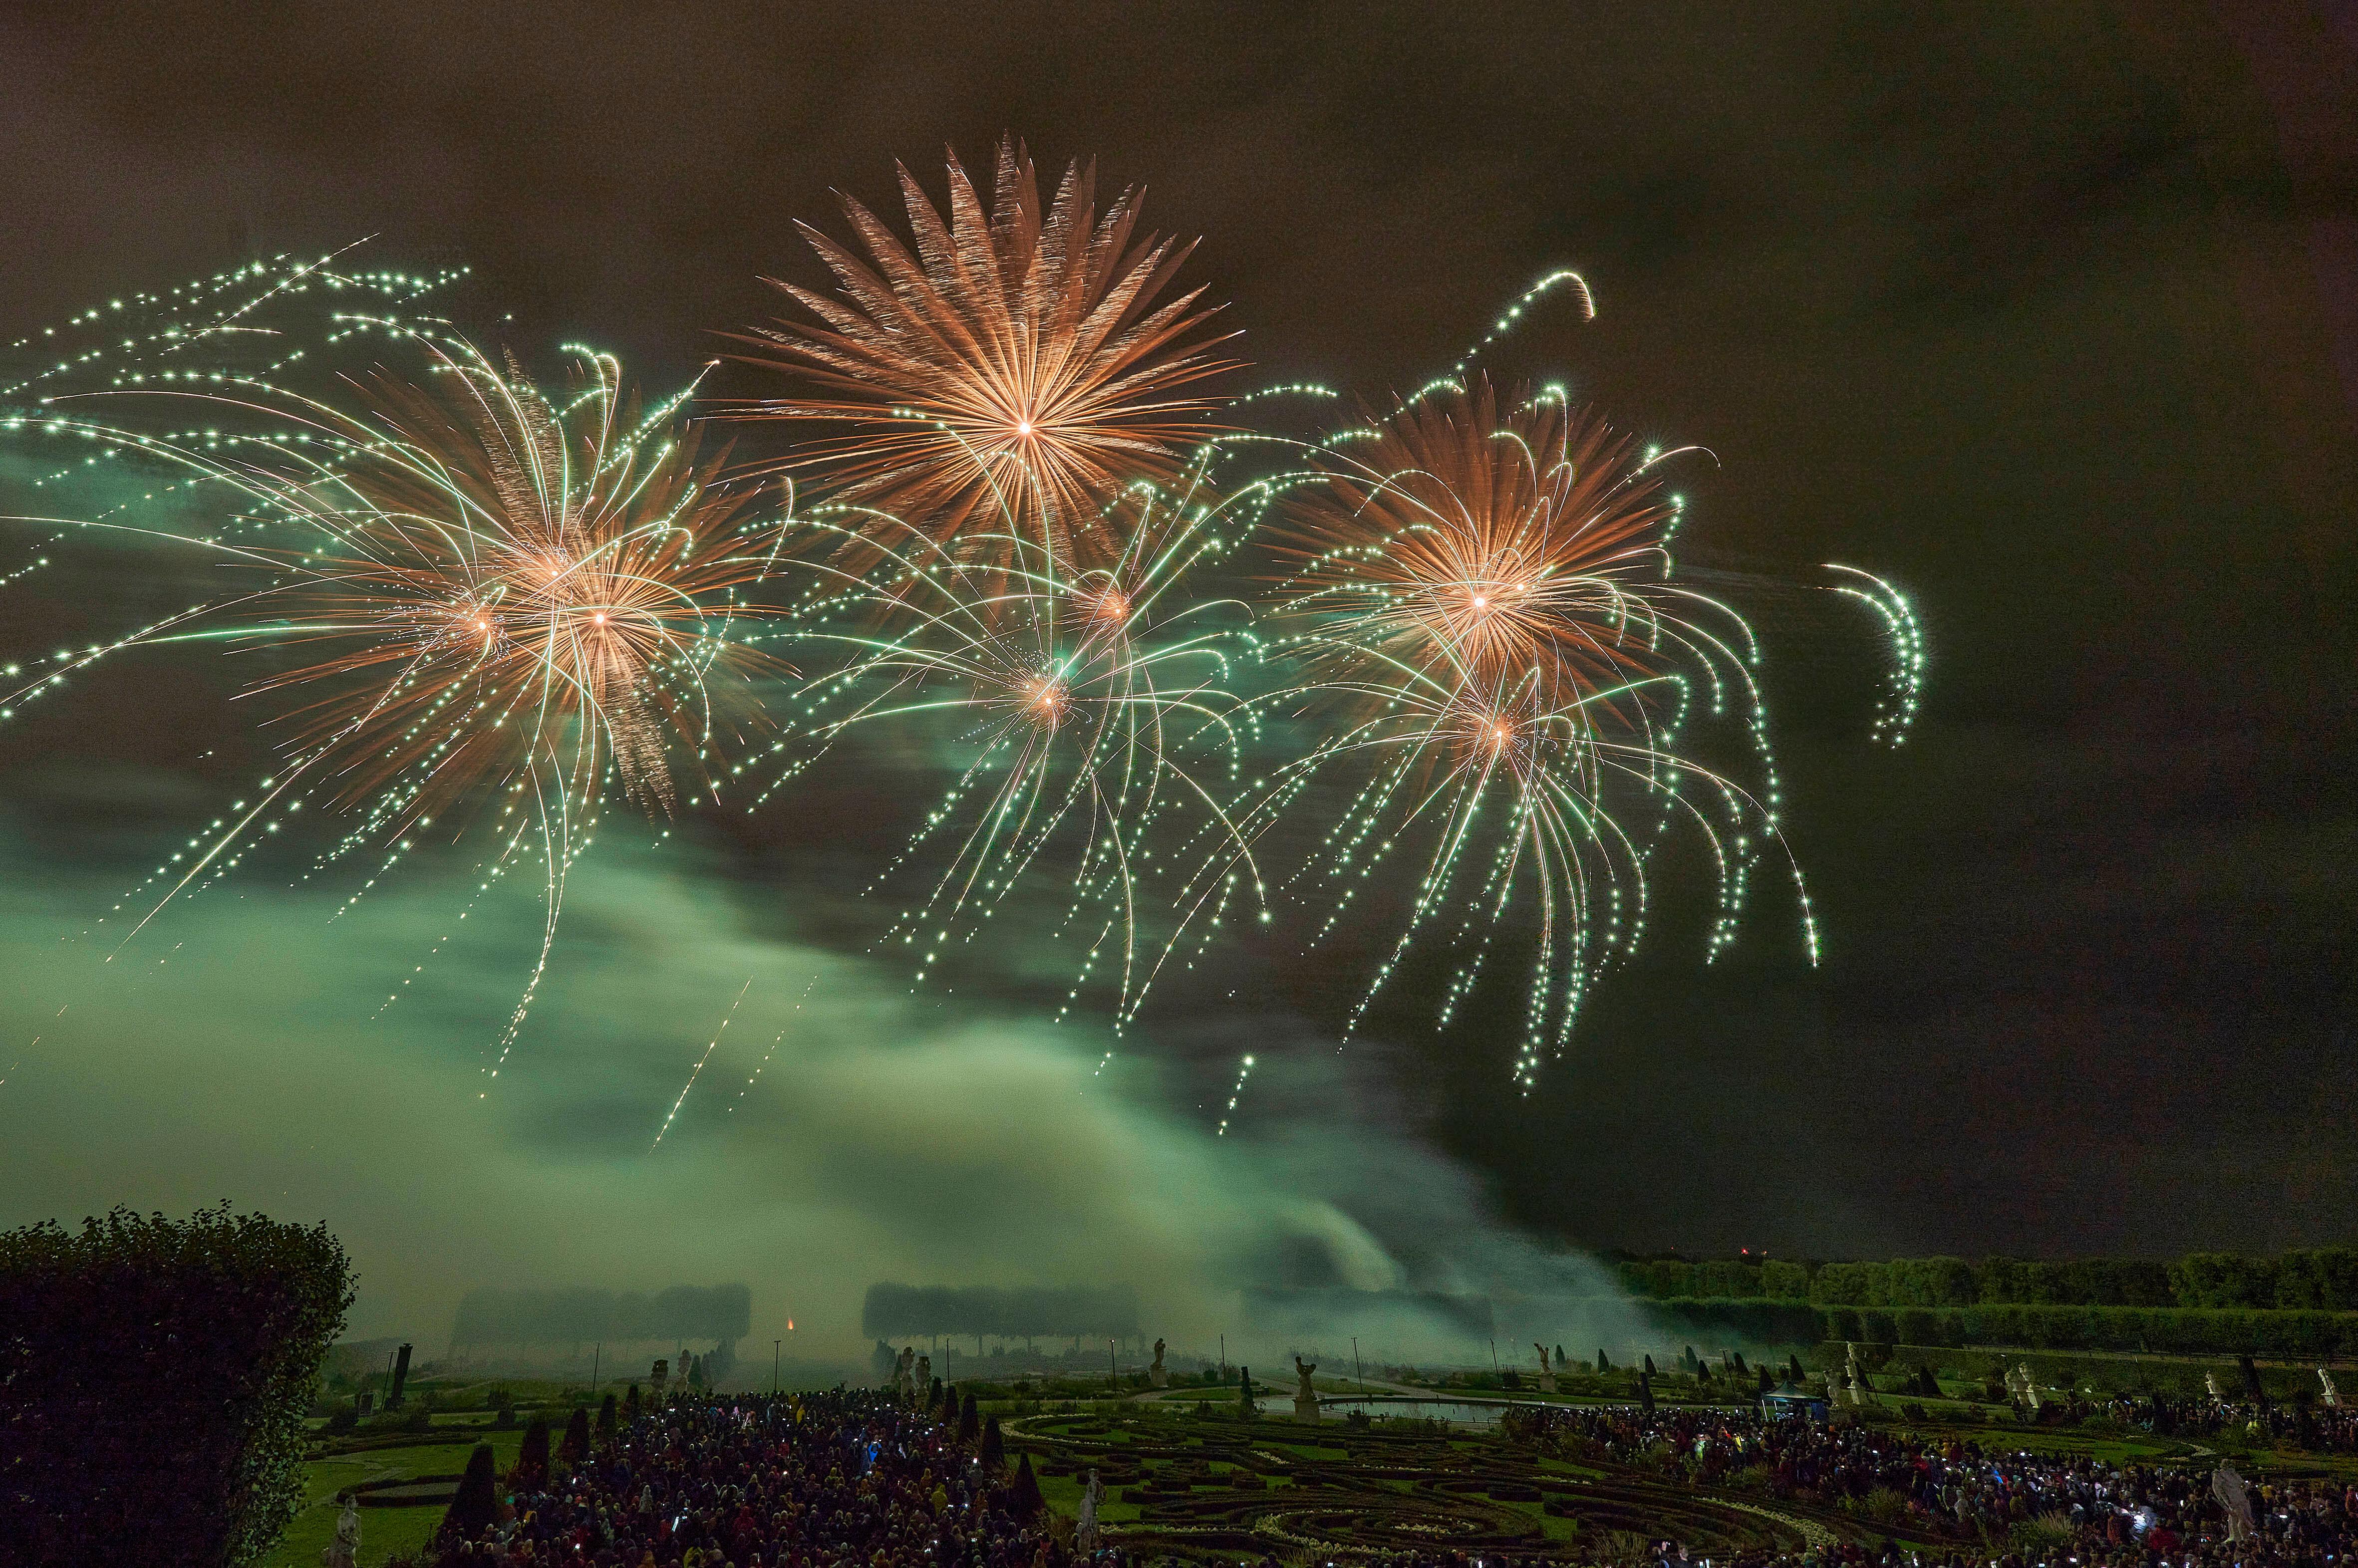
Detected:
[
  {"left": 440, "top": 1443, "right": 498, "bottom": 1552},
  {"left": 560, "top": 1406, "right": 590, "bottom": 1465},
  {"left": 510, "top": 1417, "right": 551, "bottom": 1491},
  {"left": 1008, "top": 1453, "right": 1045, "bottom": 1520}
]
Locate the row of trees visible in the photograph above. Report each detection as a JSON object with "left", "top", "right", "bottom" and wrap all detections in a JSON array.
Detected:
[
  {"left": 1615, "top": 1249, "right": 2358, "bottom": 1311},
  {"left": 1628, "top": 1295, "right": 2358, "bottom": 1355},
  {"left": 862, "top": 1282, "right": 1141, "bottom": 1340},
  {"left": 448, "top": 1283, "right": 752, "bottom": 1347}
]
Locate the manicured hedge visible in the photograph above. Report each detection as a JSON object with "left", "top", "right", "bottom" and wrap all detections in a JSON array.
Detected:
[
  {"left": 1615, "top": 1249, "right": 2358, "bottom": 1312},
  {"left": 0, "top": 1204, "right": 354, "bottom": 1567},
  {"left": 1610, "top": 1295, "right": 2358, "bottom": 1356}
]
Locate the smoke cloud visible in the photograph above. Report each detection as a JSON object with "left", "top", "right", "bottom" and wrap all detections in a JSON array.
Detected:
[{"left": 0, "top": 800, "right": 1656, "bottom": 1379}]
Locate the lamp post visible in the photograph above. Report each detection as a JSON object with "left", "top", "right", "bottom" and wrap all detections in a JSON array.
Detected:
[
  {"left": 774, "top": 1340, "right": 782, "bottom": 1396},
  {"left": 1353, "top": 1336, "right": 1364, "bottom": 1397}
]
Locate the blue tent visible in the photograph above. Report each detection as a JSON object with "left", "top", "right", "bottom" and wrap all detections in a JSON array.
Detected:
[{"left": 1761, "top": 1382, "right": 1829, "bottom": 1422}]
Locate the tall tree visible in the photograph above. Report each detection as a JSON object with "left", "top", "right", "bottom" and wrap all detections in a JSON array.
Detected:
[
  {"left": 440, "top": 1444, "right": 499, "bottom": 1551},
  {"left": 560, "top": 1406, "right": 590, "bottom": 1466},
  {"left": 510, "top": 1417, "right": 551, "bottom": 1492},
  {"left": 1008, "top": 1453, "right": 1045, "bottom": 1520}
]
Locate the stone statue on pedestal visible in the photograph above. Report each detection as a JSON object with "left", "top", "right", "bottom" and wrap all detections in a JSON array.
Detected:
[
  {"left": 1150, "top": 1338, "right": 1168, "bottom": 1389},
  {"left": 2320, "top": 1368, "right": 2341, "bottom": 1408},
  {"left": 1077, "top": 1468, "right": 1104, "bottom": 1552},
  {"left": 320, "top": 1495, "right": 360, "bottom": 1568},
  {"left": 2214, "top": 1463, "right": 2254, "bottom": 1542},
  {"left": 893, "top": 1346, "right": 916, "bottom": 1401},
  {"left": 914, "top": 1353, "right": 931, "bottom": 1402},
  {"left": 1533, "top": 1343, "right": 1557, "bottom": 1394},
  {"left": 1293, "top": 1356, "right": 1320, "bottom": 1422}
]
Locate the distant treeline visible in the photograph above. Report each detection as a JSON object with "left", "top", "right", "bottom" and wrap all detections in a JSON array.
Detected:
[
  {"left": 1245, "top": 1286, "right": 1495, "bottom": 1339},
  {"left": 862, "top": 1283, "right": 1140, "bottom": 1339},
  {"left": 450, "top": 1284, "right": 751, "bottom": 1347},
  {"left": 1616, "top": 1250, "right": 2358, "bottom": 1313},
  {"left": 1618, "top": 1296, "right": 2358, "bottom": 1356}
]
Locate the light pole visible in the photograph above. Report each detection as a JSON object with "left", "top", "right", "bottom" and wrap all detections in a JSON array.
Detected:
[
  {"left": 591, "top": 1343, "right": 600, "bottom": 1396},
  {"left": 774, "top": 1340, "right": 782, "bottom": 1396},
  {"left": 1353, "top": 1336, "right": 1364, "bottom": 1397}
]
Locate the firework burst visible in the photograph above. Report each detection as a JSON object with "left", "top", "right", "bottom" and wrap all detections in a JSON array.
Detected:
[
  {"left": 748, "top": 468, "right": 1262, "bottom": 1026},
  {"left": 734, "top": 138, "right": 1241, "bottom": 571},
  {"left": 1269, "top": 378, "right": 1682, "bottom": 708},
  {"left": 5, "top": 319, "right": 792, "bottom": 1080},
  {"left": 1238, "top": 379, "right": 1803, "bottom": 1089}
]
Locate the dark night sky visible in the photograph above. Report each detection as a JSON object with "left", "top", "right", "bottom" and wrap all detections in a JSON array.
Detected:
[{"left": 1, "top": 1, "right": 2355, "bottom": 1345}]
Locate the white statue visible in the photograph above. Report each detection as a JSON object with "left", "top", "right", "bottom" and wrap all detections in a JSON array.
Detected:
[
  {"left": 1533, "top": 1343, "right": 1557, "bottom": 1394},
  {"left": 1077, "top": 1468, "right": 1104, "bottom": 1552},
  {"left": 893, "top": 1345, "right": 916, "bottom": 1400},
  {"left": 2205, "top": 1370, "right": 2225, "bottom": 1400},
  {"left": 1293, "top": 1356, "right": 1320, "bottom": 1421},
  {"left": 2214, "top": 1463, "right": 2254, "bottom": 1542},
  {"left": 320, "top": 1495, "right": 360, "bottom": 1568},
  {"left": 915, "top": 1353, "right": 932, "bottom": 1402},
  {"left": 2320, "top": 1368, "right": 2341, "bottom": 1408},
  {"left": 1150, "top": 1337, "right": 1168, "bottom": 1390},
  {"left": 1831, "top": 1343, "right": 1865, "bottom": 1406}
]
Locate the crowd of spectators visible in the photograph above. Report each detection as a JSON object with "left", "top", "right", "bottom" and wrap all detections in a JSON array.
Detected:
[
  {"left": 1512, "top": 1400, "right": 2358, "bottom": 1568},
  {"left": 411, "top": 1381, "right": 2358, "bottom": 1568},
  {"left": 427, "top": 1389, "right": 1097, "bottom": 1568}
]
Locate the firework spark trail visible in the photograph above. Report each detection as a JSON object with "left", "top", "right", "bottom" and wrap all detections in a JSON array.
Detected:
[
  {"left": 732, "top": 136, "right": 1241, "bottom": 573},
  {"left": 1824, "top": 564, "right": 1926, "bottom": 744},
  {"left": 654, "top": 975, "right": 754, "bottom": 1147},
  {"left": 3, "top": 294, "right": 793, "bottom": 1084},
  {"left": 729, "top": 970, "right": 821, "bottom": 1113},
  {"left": 1214, "top": 1051, "right": 1255, "bottom": 1136}
]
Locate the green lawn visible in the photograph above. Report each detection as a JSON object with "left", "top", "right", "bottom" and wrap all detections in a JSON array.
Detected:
[{"left": 264, "top": 1424, "right": 526, "bottom": 1568}]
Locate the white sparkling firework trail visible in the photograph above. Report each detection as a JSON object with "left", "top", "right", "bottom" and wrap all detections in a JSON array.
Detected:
[
  {"left": 1214, "top": 1052, "right": 1255, "bottom": 1137},
  {"left": 654, "top": 976, "right": 753, "bottom": 1147},
  {"left": 729, "top": 970, "right": 820, "bottom": 1112},
  {"left": 1824, "top": 564, "right": 1926, "bottom": 745}
]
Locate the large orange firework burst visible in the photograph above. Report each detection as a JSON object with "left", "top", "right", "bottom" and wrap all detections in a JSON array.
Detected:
[
  {"left": 734, "top": 138, "right": 1240, "bottom": 570},
  {"left": 1269, "top": 379, "right": 1681, "bottom": 714},
  {"left": 10, "top": 331, "right": 792, "bottom": 1078},
  {"left": 1240, "top": 376, "right": 1802, "bottom": 1089},
  {"left": 248, "top": 348, "right": 787, "bottom": 823}
]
